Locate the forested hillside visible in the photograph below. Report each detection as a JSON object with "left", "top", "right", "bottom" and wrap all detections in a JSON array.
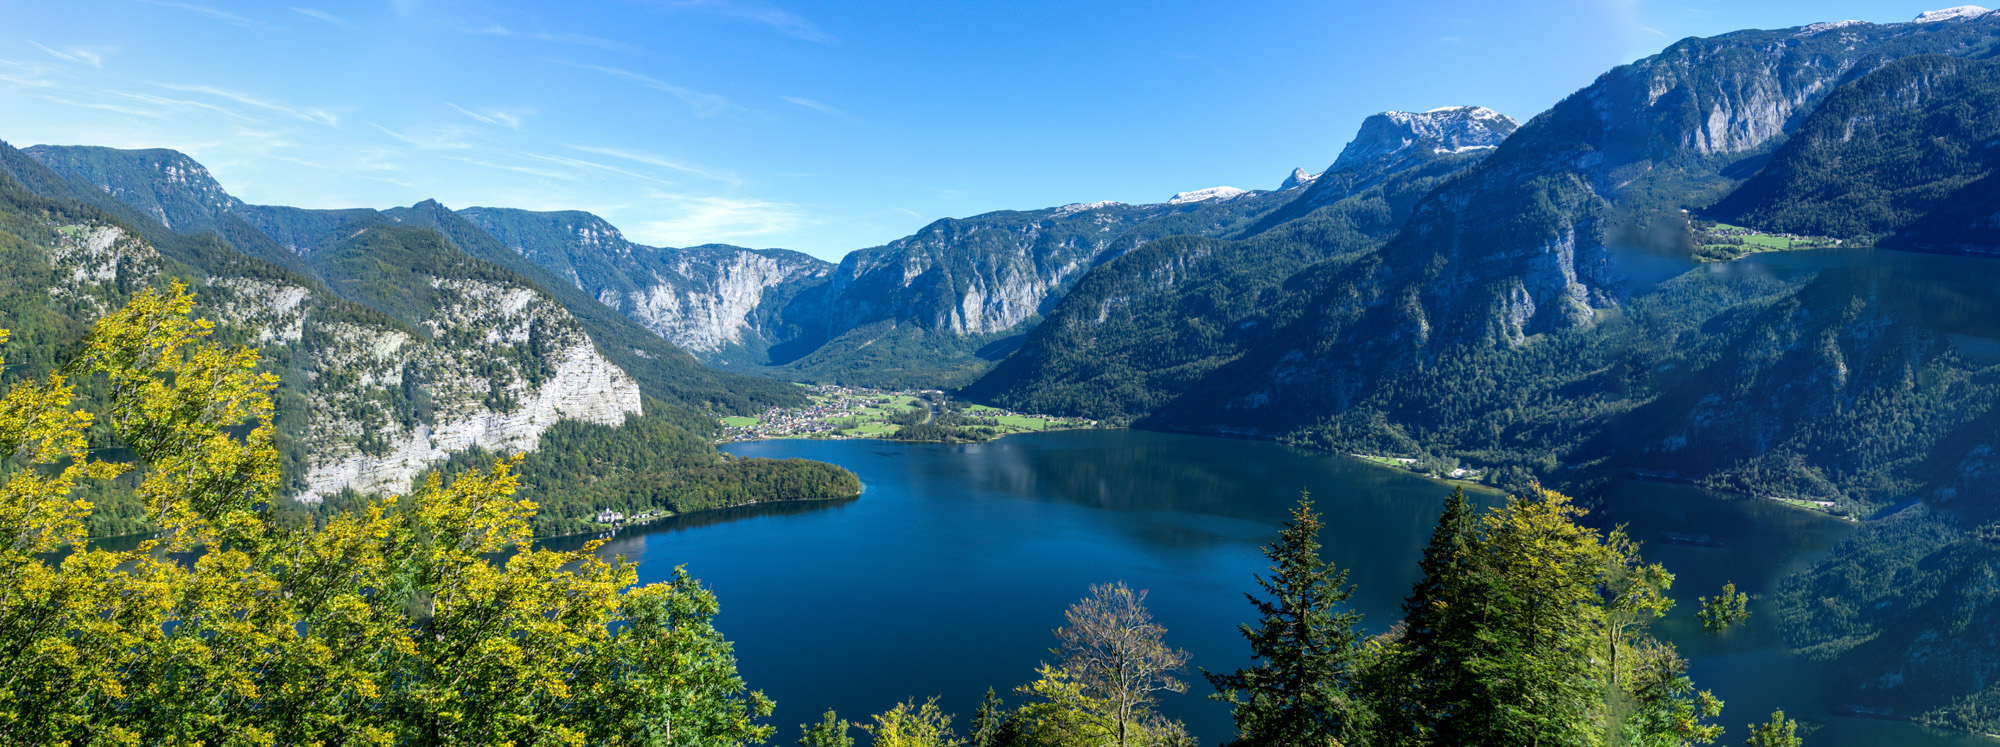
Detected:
[
  {"left": 954, "top": 13, "right": 2000, "bottom": 729},
  {"left": 1708, "top": 55, "right": 2000, "bottom": 250},
  {"left": 1, "top": 140, "right": 856, "bottom": 535}
]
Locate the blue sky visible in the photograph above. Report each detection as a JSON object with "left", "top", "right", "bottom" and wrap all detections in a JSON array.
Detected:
[{"left": 0, "top": 0, "right": 1971, "bottom": 260}]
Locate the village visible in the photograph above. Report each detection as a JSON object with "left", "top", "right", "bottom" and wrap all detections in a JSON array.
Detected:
[
  {"left": 716, "top": 384, "right": 1095, "bottom": 442},
  {"left": 1691, "top": 219, "right": 1843, "bottom": 260}
]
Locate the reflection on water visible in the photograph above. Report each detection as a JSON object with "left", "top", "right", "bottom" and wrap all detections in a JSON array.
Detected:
[{"left": 562, "top": 429, "right": 1988, "bottom": 746}]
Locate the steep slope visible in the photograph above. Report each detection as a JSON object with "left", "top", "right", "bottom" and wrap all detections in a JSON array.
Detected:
[
  {"left": 964, "top": 108, "right": 1513, "bottom": 418},
  {"left": 20, "top": 145, "right": 811, "bottom": 417},
  {"left": 2, "top": 141, "right": 851, "bottom": 527},
  {"left": 1243, "top": 106, "right": 1518, "bottom": 234},
  {"left": 1165, "top": 11, "right": 2000, "bottom": 440},
  {"left": 1708, "top": 54, "right": 2000, "bottom": 250},
  {"left": 456, "top": 207, "right": 832, "bottom": 359}
]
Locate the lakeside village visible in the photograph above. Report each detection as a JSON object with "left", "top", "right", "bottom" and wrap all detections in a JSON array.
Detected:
[
  {"left": 716, "top": 384, "right": 1098, "bottom": 442},
  {"left": 1690, "top": 219, "right": 1843, "bottom": 261}
]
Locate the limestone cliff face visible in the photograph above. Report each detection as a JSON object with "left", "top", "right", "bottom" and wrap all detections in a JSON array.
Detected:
[
  {"left": 598, "top": 247, "right": 830, "bottom": 352},
  {"left": 27, "top": 216, "right": 642, "bottom": 505},
  {"left": 206, "top": 275, "right": 641, "bottom": 505},
  {"left": 789, "top": 217, "right": 1113, "bottom": 339},
  {"left": 44, "top": 223, "right": 163, "bottom": 314},
  {"left": 457, "top": 207, "right": 832, "bottom": 356}
]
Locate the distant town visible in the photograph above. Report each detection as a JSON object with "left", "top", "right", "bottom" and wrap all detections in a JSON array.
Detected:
[{"left": 717, "top": 384, "right": 1097, "bottom": 442}]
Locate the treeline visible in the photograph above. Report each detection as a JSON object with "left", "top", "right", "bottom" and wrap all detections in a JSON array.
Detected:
[
  {"left": 887, "top": 399, "right": 1013, "bottom": 443},
  {"left": 422, "top": 402, "right": 861, "bottom": 536},
  {"left": 797, "top": 490, "right": 1797, "bottom": 747}
]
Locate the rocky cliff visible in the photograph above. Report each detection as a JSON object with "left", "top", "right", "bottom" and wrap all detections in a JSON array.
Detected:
[{"left": 456, "top": 207, "right": 832, "bottom": 357}]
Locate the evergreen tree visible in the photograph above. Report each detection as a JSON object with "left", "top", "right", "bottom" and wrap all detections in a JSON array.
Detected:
[
  {"left": 1374, "top": 486, "right": 1494, "bottom": 746},
  {"left": 1206, "top": 494, "right": 1374, "bottom": 746},
  {"left": 972, "top": 687, "right": 1006, "bottom": 747}
]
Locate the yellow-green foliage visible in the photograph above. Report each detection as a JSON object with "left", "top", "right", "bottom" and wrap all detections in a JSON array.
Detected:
[
  {"left": 863, "top": 698, "right": 963, "bottom": 747},
  {"left": 0, "top": 283, "right": 775, "bottom": 746}
]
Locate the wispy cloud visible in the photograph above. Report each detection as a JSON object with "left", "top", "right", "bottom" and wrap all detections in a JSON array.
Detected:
[
  {"left": 157, "top": 83, "right": 339, "bottom": 126},
  {"left": 781, "top": 95, "right": 858, "bottom": 122},
  {"left": 890, "top": 206, "right": 922, "bottom": 219},
  {"left": 519, "top": 152, "right": 672, "bottom": 185},
  {"left": 476, "top": 24, "right": 641, "bottom": 54},
  {"left": 446, "top": 102, "right": 526, "bottom": 129},
  {"left": 442, "top": 155, "right": 579, "bottom": 181},
  {"left": 0, "top": 58, "right": 59, "bottom": 87},
  {"left": 27, "top": 42, "right": 110, "bottom": 68},
  {"left": 635, "top": 192, "right": 809, "bottom": 245},
  {"left": 135, "top": 0, "right": 264, "bottom": 29},
  {"left": 290, "top": 7, "right": 352, "bottom": 27},
  {"left": 105, "top": 90, "right": 252, "bottom": 120},
  {"left": 369, "top": 122, "right": 480, "bottom": 150},
  {"left": 641, "top": 0, "right": 834, "bottom": 43},
  {"left": 564, "top": 144, "right": 740, "bottom": 187},
  {"left": 556, "top": 62, "right": 733, "bottom": 116},
  {"left": 21, "top": 92, "right": 163, "bottom": 118}
]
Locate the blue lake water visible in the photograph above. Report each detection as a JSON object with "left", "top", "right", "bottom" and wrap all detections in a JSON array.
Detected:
[{"left": 544, "top": 428, "right": 1991, "bottom": 746}]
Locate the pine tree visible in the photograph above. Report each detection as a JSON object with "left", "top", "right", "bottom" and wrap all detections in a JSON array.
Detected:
[
  {"left": 1207, "top": 494, "right": 1373, "bottom": 746},
  {"left": 1374, "top": 486, "right": 1493, "bottom": 746},
  {"left": 972, "top": 687, "right": 1006, "bottom": 747}
]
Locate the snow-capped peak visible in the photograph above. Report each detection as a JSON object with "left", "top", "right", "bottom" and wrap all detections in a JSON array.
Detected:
[
  {"left": 1326, "top": 106, "right": 1519, "bottom": 177},
  {"left": 1167, "top": 186, "right": 1248, "bottom": 205},
  {"left": 1050, "top": 200, "right": 1123, "bottom": 218},
  {"left": 1280, "top": 167, "right": 1321, "bottom": 190},
  {"left": 1912, "top": 5, "right": 1990, "bottom": 22},
  {"left": 1798, "top": 19, "right": 1868, "bottom": 35}
]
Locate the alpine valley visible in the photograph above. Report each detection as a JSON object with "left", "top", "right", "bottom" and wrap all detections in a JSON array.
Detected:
[{"left": 11, "top": 4, "right": 2000, "bottom": 738}]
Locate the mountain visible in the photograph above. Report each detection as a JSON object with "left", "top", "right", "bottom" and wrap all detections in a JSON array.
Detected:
[
  {"left": 1708, "top": 54, "right": 2000, "bottom": 251},
  {"left": 456, "top": 207, "right": 832, "bottom": 359},
  {"left": 957, "top": 12, "right": 2000, "bottom": 726},
  {"left": 19, "top": 145, "right": 808, "bottom": 417},
  {"left": 3, "top": 141, "right": 851, "bottom": 535},
  {"left": 1163, "top": 10, "right": 2000, "bottom": 440},
  {"left": 465, "top": 177, "right": 1337, "bottom": 389},
  {"left": 963, "top": 108, "right": 1512, "bottom": 418},
  {"left": 1236, "top": 106, "right": 1518, "bottom": 236}
]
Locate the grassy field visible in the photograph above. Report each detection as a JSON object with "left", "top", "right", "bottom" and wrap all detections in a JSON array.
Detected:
[
  {"left": 724, "top": 388, "right": 1099, "bottom": 441},
  {"left": 1698, "top": 223, "right": 1840, "bottom": 260},
  {"left": 995, "top": 414, "right": 1046, "bottom": 430}
]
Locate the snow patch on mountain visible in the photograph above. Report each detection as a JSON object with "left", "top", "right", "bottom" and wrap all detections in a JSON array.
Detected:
[
  {"left": 1167, "top": 186, "right": 1248, "bottom": 205},
  {"left": 1051, "top": 201, "right": 1123, "bottom": 218},
  {"left": 1328, "top": 106, "right": 1518, "bottom": 177},
  {"left": 1912, "top": 5, "right": 1991, "bottom": 22},
  {"left": 1798, "top": 19, "right": 1868, "bottom": 35},
  {"left": 1279, "top": 167, "right": 1321, "bottom": 190}
]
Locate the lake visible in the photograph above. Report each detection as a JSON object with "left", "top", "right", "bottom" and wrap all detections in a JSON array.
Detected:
[{"left": 543, "top": 428, "right": 1992, "bottom": 746}]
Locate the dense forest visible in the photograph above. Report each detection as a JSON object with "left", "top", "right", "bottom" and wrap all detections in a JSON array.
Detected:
[
  {"left": 1707, "top": 55, "right": 2000, "bottom": 250},
  {"left": 427, "top": 403, "right": 860, "bottom": 537}
]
